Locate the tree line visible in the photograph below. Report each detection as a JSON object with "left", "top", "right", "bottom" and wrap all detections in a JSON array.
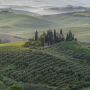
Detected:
[
  {"left": 23, "top": 29, "right": 77, "bottom": 48},
  {"left": 35, "top": 29, "right": 64, "bottom": 47}
]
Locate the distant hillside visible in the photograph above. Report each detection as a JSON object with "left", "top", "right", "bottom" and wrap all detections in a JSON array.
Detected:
[{"left": 0, "top": 11, "right": 90, "bottom": 41}]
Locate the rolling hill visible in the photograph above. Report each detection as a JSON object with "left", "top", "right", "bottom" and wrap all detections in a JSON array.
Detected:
[
  {"left": 1, "top": 41, "right": 90, "bottom": 90},
  {"left": 0, "top": 11, "right": 90, "bottom": 42}
]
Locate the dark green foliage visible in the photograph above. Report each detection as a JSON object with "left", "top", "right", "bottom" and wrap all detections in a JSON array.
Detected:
[{"left": 1, "top": 41, "right": 90, "bottom": 90}]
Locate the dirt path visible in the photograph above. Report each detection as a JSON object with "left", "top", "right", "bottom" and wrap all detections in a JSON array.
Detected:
[{"left": 40, "top": 41, "right": 65, "bottom": 48}]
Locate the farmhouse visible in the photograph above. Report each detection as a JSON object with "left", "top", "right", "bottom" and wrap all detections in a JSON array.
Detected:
[{"left": 53, "top": 33, "right": 64, "bottom": 40}]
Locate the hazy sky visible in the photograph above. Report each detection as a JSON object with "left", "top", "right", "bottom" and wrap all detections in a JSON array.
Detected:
[{"left": 0, "top": 0, "right": 90, "bottom": 7}]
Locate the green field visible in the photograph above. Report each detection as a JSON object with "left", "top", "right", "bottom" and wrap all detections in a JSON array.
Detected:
[
  {"left": 0, "top": 41, "right": 29, "bottom": 50},
  {"left": 0, "top": 11, "right": 90, "bottom": 42}
]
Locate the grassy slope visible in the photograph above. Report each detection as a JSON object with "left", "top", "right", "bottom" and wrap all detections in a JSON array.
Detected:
[
  {"left": 0, "top": 41, "right": 29, "bottom": 50},
  {"left": 0, "top": 11, "right": 90, "bottom": 39}
]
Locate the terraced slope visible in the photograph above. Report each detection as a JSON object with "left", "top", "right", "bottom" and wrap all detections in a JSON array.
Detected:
[{"left": 1, "top": 41, "right": 90, "bottom": 90}]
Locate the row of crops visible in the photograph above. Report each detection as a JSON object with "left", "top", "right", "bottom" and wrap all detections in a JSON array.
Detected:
[{"left": 1, "top": 49, "right": 90, "bottom": 90}]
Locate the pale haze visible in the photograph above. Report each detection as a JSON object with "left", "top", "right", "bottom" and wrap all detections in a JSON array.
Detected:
[{"left": 0, "top": 0, "right": 90, "bottom": 7}]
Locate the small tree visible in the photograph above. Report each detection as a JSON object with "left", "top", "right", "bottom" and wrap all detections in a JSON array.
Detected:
[
  {"left": 75, "top": 38, "right": 77, "bottom": 41},
  {"left": 8, "top": 84, "right": 23, "bottom": 90}
]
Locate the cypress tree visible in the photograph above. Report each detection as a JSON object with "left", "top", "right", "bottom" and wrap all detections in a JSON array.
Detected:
[
  {"left": 60, "top": 29, "right": 62, "bottom": 34},
  {"left": 35, "top": 31, "right": 38, "bottom": 40},
  {"left": 48, "top": 35, "right": 49, "bottom": 46},
  {"left": 69, "top": 30, "right": 71, "bottom": 37},
  {"left": 66, "top": 33, "right": 69, "bottom": 41},
  {"left": 54, "top": 29, "right": 56, "bottom": 43},
  {"left": 49, "top": 30, "right": 50, "bottom": 41},
  {"left": 50, "top": 31, "right": 52, "bottom": 45},
  {"left": 43, "top": 38, "right": 44, "bottom": 48},
  {"left": 43, "top": 32, "right": 45, "bottom": 36},
  {"left": 51, "top": 31, "right": 52, "bottom": 45},
  {"left": 45, "top": 35, "right": 47, "bottom": 43},
  {"left": 36, "top": 31, "right": 37, "bottom": 40},
  {"left": 35, "top": 32, "right": 36, "bottom": 40},
  {"left": 73, "top": 34, "right": 74, "bottom": 40}
]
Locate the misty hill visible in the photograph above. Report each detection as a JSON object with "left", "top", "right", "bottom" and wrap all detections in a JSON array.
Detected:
[
  {"left": 0, "top": 5, "right": 87, "bottom": 15},
  {"left": 1, "top": 0, "right": 90, "bottom": 7}
]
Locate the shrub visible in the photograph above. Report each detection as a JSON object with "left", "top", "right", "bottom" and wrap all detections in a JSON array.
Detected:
[
  {"left": 8, "top": 84, "right": 23, "bottom": 90},
  {"left": 29, "top": 46, "right": 36, "bottom": 49}
]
